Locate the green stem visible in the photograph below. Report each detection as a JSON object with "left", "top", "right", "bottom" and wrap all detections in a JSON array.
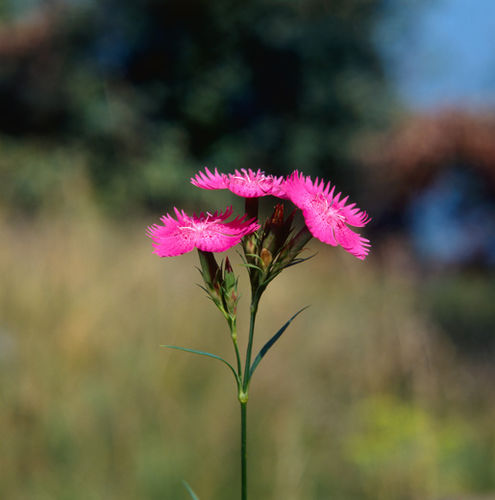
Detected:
[
  {"left": 230, "top": 321, "right": 242, "bottom": 377},
  {"left": 239, "top": 289, "right": 261, "bottom": 500},
  {"left": 242, "top": 294, "right": 259, "bottom": 391},
  {"left": 241, "top": 401, "right": 247, "bottom": 500}
]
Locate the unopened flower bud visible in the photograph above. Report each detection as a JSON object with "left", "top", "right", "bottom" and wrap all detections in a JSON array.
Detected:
[
  {"left": 197, "top": 250, "right": 220, "bottom": 289},
  {"left": 260, "top": 248, "right": 273, "bottom": 269},
  {"left": 262, "top": 204, "right": 297, "bottom": 256},
  {"left": 286, "top": 226, "right": 313, "bottom": 260},
  {"left": 270, "top": 203, "right": 284, "bottom": 226},
  {"left": 244, "top": 234, "right": 257, "bottom": 256},
  {"left": 230, "top": 290, "right": 238, "bottom": 314},
  {"left": 223, "top": 256, "right": 237, "bottom": 291}
]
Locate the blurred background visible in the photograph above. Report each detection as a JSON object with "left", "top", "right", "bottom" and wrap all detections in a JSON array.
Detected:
[{"left": 1, "top": 0, "right": 494, "bottom": 498}]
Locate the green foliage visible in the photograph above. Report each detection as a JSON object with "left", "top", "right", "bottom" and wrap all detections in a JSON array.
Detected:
[
  {"left": 162, "top": 345, "right": 240, "bottom": 387},
  {"left": 345, "top": 396, "right": 493, "bottom": 498},
  {"left": 0, "top": 0, "right": 395, "bottom": 211},
  {"left": 249, "top": 306, "right": 308, "bottom": 378},
  {"left": 198, "top": 251, "right": 240, "bottom": 326}
]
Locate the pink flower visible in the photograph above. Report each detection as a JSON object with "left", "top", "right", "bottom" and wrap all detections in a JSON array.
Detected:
[
  {"left": 147, "top": 206, "right": 259, "bottom": 257},
  {"left": 283, "top": 171, "right": 371, "bottom": 260},
  {"left": 191, "top": 167, "right": 285, "bottom": 198}
]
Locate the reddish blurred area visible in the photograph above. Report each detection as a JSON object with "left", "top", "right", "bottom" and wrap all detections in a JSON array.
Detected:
[
  {"left": 363, "top": 109, "right": 495, "bottom": 270},
  {"left": 0, "top": 5, "right": 59, "bottom": 57},
  {"left": 366, "top": 109, "right": 495, "bottom": 204}
]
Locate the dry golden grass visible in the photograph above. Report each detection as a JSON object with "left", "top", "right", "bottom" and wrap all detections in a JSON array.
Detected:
[{"left": 0, "top": 202, "right": 494, "bottom": 499}]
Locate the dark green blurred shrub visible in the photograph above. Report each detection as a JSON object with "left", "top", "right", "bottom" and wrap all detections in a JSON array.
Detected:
[{"left": 0, "top": 0, "right": 394, "bottom": 211}]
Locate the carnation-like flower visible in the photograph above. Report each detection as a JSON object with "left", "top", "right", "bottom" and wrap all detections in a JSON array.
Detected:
[
  {"left": 147, "top": 206, "right": 259, "bottom": 257},
  {"left": 283, "top": 171, "right": 371, "bottom": 260},
  {"left": 191, "top": 167, "right": 285, "bottom": 198}
]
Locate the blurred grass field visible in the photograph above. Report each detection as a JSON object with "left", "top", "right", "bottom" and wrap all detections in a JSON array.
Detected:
[{"left": 1, "top": 190, "right": 494, "bottom": 500}]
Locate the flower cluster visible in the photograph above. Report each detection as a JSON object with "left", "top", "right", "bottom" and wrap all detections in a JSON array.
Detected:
[
  {"left": 149, "top": 167, "right": 371, "bottom": 500},
  {"left": 148, "top": 167, "right": 371, "bottom": 260}
]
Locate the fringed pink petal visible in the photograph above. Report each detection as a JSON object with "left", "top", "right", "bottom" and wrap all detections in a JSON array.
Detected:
[
  {"left": 151, "top": 233, "right": 197, "bottom": 257},
  {"left": 191, "top": 167, "right": 284, "bottom": 199},
  {"left": 172, "top": 207, "right": 190, "bottom": 225},
  {"left": 334, "top": 225, "right": 371, "bottom": 260},
  {"left": 284, "top": 170, "right": 371, "bottom": 259},
  {"left": 195, "top": 230, "right": 242, "bottom": 252},
  {"left": 270, "top": 181, "right": 289, "bottom": 199},
  {"left": 147, "top": 206, "right": 258, "bottom": 257},
  {"left": 191, "top": 167, "right": 228, "bottom": 190},
  {"left": 332, "top": 198, "right": 371, "bottom": 227},
  {"left": 195, "top": 215, "right": 259, "bottom": 252},
  {"left": 226, "top": 169, "right": 284, "bottom": 198},
  {"left": 283, "top": 171, "right": 317, "bottom": 208},
  {"left": 195, "top": 228, "right": 243, "bottom": 252},
  {"left": 222, "top": 216, "right": 260, "bottom": 234},
  {"left": 301, "top": 207, "right": 338, "bottom": 246},
  {"left": 197, "top": 206, "right": 233, "bottom": 223},
  {"left": 147, "top": 220, "right": 197, "bottom": 257}
]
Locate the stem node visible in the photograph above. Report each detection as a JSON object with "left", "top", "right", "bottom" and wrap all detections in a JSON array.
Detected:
[{"left": 238, "top": 391, "right": 249, "bottom": 404}]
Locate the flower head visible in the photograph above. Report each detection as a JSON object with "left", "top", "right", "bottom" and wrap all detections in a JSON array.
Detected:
[
  {"left": 147, "top": 206, "right": 259, "bottom": 257},
  {"left": 191, "top": 167, "right": 285, "bottom": 198},
  {"left": 283, "top": 171, "right": 371, "bottom": 260}
]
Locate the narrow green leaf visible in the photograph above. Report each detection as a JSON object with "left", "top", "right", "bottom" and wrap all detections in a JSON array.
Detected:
[
  {"left": 196, "top": 283, "right": 210, "bottom": 294},
  {"left": 162, "top": 345, "right": 240, "bottom": 384},
  {"left": 285, "top": 253, "right": 317, "bottom": 268},
  {"left": 241, "top": 263, "right": 264, "bottom": 272},
  {"left": 182, "top": 480, "right": 200, "bottom": 500},
  {"left": 244, "top": 253, "right": 264, "bottom": 264},
  {"left": 249, "top": 306, "right": 309, "bottom": 379}
]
